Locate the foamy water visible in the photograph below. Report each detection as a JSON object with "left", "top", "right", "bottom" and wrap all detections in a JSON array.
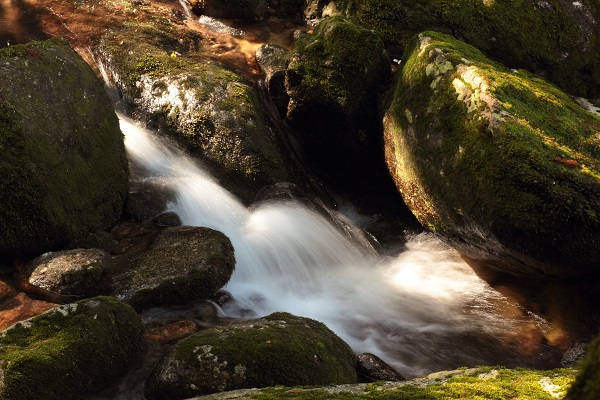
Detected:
[{"left": 121, "top": 115, "right": 548, "bottom": 377}]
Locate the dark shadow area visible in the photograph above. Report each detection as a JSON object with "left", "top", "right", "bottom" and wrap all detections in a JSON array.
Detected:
[{"left": 0, "top": 0, "right": 49, "bottom": 47}]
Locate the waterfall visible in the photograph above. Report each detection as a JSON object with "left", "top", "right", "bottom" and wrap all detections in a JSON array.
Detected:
[{"left": 121, "top": 115, "right": 551, "bottom": 378}]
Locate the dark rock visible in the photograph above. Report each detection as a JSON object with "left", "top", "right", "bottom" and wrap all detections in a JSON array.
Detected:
[
  {"left": 256, "top": 43, "right": 291, "bottom": 115},
  {"left": 356, "top": 352, "right": 405, "bottom": 382},
  {"left": 201, "top": 0, "right": 267, "bottom": 20},
  {"left": 144, "top": 312, "right": 357, "bottom": 399},
  {"left": 561, "top": 343, "right": 589, "bottom": 368},
  {"left": 17, "top": 248, "right": 110, "bottom": 299},
  {"left": 0, "top": 39, "right": 128, "bottom": 259},
  {"left": 565, "top": 335, "right": 600, "bottom": 399},
  {"left": 110, "top": 226, "right": 235, "bottom": 311},
  {"left": 384, "top": 31, "right": 600, "bottom": 277},
  {"left": 0, "top": 296, "right": 144, "bottom": 400},
  {"left": 151, "top": 211, "right": 183, "bottom": 227}
]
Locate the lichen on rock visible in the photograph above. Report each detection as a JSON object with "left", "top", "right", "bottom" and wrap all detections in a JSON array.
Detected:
[{"left": 383, "top": 31, "right": 600, "bottom": 277}]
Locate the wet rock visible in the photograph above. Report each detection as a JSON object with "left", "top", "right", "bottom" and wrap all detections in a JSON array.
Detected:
[
  {"left": 125, "top": 179, "right": 174, "bottom": 222},
  {"left": 144, "top": 319, "right": 198, "bottom": 342},
  {"left": 356, "top": 352, "right": 405, "bottom": 382},
  {"left": 256, "top": 43, "right": 291, "bottom": 115},
  {"left": 110, "top": 226, "right": 235, "bottom": 311},
  {"left": 17, "top": 248, "right": 110, "bottom": 299},
  {"left": 560, "top": 343, "right": 589, "bottom": 368},
  {"left": 0, "top": 296, "right": 144, "bottom": 400},
  {"left": 285, "top": 16, "right": 392, "bottom": 191},
  {"left": 565, "top": 335, "right": 600, "bottom": 399},
  {"left": 312, "top": 0, "right": 600, "bottom": 97},
  {"left": 384, "top": 31, "right": 600, "bottom": 277},
  {"left": 200, "top": 0, "right": 267, "bottom": 21},
  {"left": 0, "top": 39, "right": 128, "bottom": 260},
  {"left": 151, "top": 211, "right": 183, "bottom": 227},
  {"left": 0, "top": 280, "right": 57, "bottom": 331},
  {"left": 100, "top": 23, "right": 290, "bottom": 203},
  {"left": 144, "top": 312, "right": 357, "bottom": 399}
]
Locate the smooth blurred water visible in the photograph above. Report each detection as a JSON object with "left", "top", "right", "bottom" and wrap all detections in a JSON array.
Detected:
[{"left": 121, "top": 115, "right": 553, "bottom": 378}]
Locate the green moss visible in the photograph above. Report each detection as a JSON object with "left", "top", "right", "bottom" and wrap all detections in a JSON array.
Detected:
[
  {"left": 0, "top": 297, "right": 144, "bottom": 400},
  {"left": 385, "top": 31, "right": 600, "bottom": 275},
  {"left": 251, "top": 367, "right": 576, "bottom": 400}
]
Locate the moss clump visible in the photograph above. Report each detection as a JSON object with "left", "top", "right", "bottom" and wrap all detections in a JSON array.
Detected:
[
  {"left": 324, "top": 0, "right": 600, "bottom": 97},
  {"left": 145, "top": 312, "right": 357, "bottom": 399},
  {"left": 384, "top": 31, "right": 600, "bottom": 276},
  {"left": 564, "top": 335, "right": 600, "bottom": 400},
  {"left": 0, "top": 39, "right": 128, "bottom": 259},
  {"left": 250, "top": 367, "right": 576, "bottom": 399},
  {"left": 0, "top": 296, "right": 144, "bottom": 400}
]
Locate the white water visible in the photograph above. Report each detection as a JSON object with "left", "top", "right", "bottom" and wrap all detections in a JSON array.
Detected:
[{"left": 121, "top": 115, "right": 547, "bottom": 378}]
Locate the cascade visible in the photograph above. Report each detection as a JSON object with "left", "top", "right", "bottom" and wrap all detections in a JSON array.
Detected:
[{"left": 121, "top": 115, "right": 555, "bottom": 379}]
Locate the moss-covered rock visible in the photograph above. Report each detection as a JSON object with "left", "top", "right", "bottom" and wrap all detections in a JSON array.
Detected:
[
  {"left": 144, "top": 312, "right": 358, "bottom": 399},
  {"left": 0, "top": 39, "right": 128, "bottom": 260},
  {"left": 565, "top": 335, "right": 600, "bottom": 400},
  {"left": 110, "top": 226, "right": 235, "bottom": 311},
  {"left": 17, "top": 248, "right": 110, "bottom": 299},
  {"left": 308, "top": 0, "right": 600, "bottom": 97},
  {"left": 0, "top": 296, "right": 144, "bottom": 400},
  {"left": 186, "top": 366, "right": 576, "bottom": 399},
  {"left": 383, "top": 31, "right": 600, "bottom": 277},
  {"left": 285, "top": 16, "right": 391, "bottom": 190},
  {"left": 99, "top": 22, "right": 289, "bottom": 203}
]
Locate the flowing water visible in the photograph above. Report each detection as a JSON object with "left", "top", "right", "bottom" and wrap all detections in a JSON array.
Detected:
[{"left": 121, "top": 115, "right": 560, "bottom": 380}]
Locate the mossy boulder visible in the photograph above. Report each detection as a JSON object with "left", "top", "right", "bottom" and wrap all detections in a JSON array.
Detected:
[
  {"left": 144, "top": 312, "right": 358, "bottom": 399},
  {"left": 0, "top": 39, "right": 128, "bottom": 260},
  {"left": 565, "top": 334, "right": 600, "bottom": 400},
  {"left": 285, "top": 16, "right": 391, "bottom": 190},
  {"left": 100, "top": 22, "right": 289, "bottom": 203},
  {"left": 309, "top": 0, "right": 600, "bottom": 97},
  {"left": 383, "top": 31, "right": 600, "bottom": 277},
  {"left": 0, "top": 296, "right": 144, "bottom": 400},
  {"left": 17, "top": 248, "right": 110, "bottom": 299},
  {"left": 110, "top": 226, "right": 235, "bottom": 311}
]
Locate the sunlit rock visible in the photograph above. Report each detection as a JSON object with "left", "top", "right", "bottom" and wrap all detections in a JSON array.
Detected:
[
  {"left": 285, "top": 16, "right": 391, "bottom": 191},
  {"left": 99, "top": 22, "right": 290, "bottom": 203},
  {"left": 307, "top": 0, "right": 600, "bottom": 97},
  {"left": 144, "top": 312, "right": 357, "bottom": 399},
  {"left": 0, "top": 39, "right": 128, "bottom": 261},
  {"left": 17, "top": 248, "right": 110, "bottom": 299},
  {"left": 110, "top": 226, "right": 235, "bottom": 311},
  {"left": 383, "top": 31, "right": 600, "bottom": 277},
  {"left": 0, "top": 296, "right": 144, "bottom": 400}
]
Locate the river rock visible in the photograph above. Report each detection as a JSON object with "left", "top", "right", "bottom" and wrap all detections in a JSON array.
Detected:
[
  {"left": 565, "top": 335, "right": 600, "bottom": 400},
  {"left": 144, "top": 312, "right": 358, "bottom": 399},
  {"left": 308, "top": 0, "right": 600, "bottom": 97},
  {"left": 256, "top": 43, "right": 291, "bottom": 116},
  {"left": 110, "top": 226, "right": 235, "bottom": 311},
  {"left": 383, "top": 31, "right": 600, "bottom": 277},
  {"left": 285, "top": 16, "right": 391, "bottom": 190},
  {"left": 356, "top": 352, "right": 405, "bottom": 382},
  {"left": 0, "top": 296, "right": 144, "bottom": 400},
  {"left": 17, "top": 248, "right": 110, "bottom": 299},
  {"left": 100, "top": 22, "right": 290, "bottom": 203},
  {"left": 0, "top": 39, "right": 128, "bottom": 261}
]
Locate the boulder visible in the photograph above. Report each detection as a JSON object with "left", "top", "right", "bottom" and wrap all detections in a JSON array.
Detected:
[
  {"left": 110, "top": 226, "right": 235, "bottom": 311},
  {"left": 308, "top": 0, "right": 600, "bottom": 97},
  {"left": 356, "top": 352, "right": 405, "bottom": 382},
  {"left": 17, "top": 248, "right": 110, "bottom": 299},
  {"left": 100, "top": 22, "right": 290, "bottom": 203},
  {"left": 285, "top": 16, "right": 391, "bottom": 190},
  {"left": 383, "top": 31, "right": 600, "bottom": 277},
  {"left": 144, "top": 312, "right": 358, "bottom": 399},
  {"left": 0, "top": 39, "right": 128, "bottom": 260},
  {"left": 0, "top": 296, "right": 144, "bottom": 400}
]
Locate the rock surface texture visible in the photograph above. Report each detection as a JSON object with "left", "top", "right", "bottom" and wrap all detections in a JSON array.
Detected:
[
  {"left": 384, "top": 31, "right": 600, "bottom": 277},
  {"left": 0, "top": 39, "right": 128, "bottom": 260}
]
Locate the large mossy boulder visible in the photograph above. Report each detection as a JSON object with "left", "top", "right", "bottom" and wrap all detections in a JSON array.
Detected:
[
  {"left": 308, "top": 0, "right": 600, "bottom": 97},
  {"left": 110, "top": 226, "right": 235, "bottom": 311},
  {"left": 145, "top": 312, "right": 358, "bottom": 399},
  {"left": 100, "top": 22, "right": 289, "bottom": 203},
  {"left": 285, "top": 16, "right": 391, "bottom": 190},
  {"left": 0, "top": 296, "right": 144, "bottom": 400},
  {"left": 0, "top": 39, "right": 128, "bottom": 260},
  {"left": 383, "top": 31, "right": 600, "bottom": 277}
]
